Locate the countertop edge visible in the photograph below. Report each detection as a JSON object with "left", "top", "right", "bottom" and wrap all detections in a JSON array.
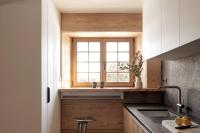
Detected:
[{"left": 58, "top": 88, "right": 164, "bottom": 93}]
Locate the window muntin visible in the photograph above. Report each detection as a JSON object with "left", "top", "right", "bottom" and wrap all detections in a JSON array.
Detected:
[
  {"left": 105, "top": 41, "right": 130, "bottom": 83},
  {"left": 72, "top": 38, "right": 133, "bottom": 87},
  {"left": 76, "top": 41, "right": 101, "bottom": 83}
]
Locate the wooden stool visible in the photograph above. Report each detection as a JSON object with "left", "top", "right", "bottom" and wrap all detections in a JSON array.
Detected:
[{"left": 74, "top": 117, "right": 95, "bottom": 133}]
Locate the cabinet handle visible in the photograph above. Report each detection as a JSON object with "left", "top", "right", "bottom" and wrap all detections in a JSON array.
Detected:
[{"left": 47, "top": 87, "right": 50, "bottom": 103}]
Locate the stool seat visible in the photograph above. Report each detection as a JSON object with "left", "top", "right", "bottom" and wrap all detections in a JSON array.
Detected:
[
  {"left": 74, "top": 117, "right": 95, "bottom": 133},
  {"left": 74, "top": 117, "right": 95, "bottom": 122}
]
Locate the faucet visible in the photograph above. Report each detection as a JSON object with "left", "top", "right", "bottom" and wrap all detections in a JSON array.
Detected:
[{"left": 159, "top": 86, "right": 184, "bottom": 114}]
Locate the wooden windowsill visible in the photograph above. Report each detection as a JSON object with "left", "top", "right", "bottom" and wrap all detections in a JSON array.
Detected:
[{"left": 58, "top": 87, "right": 164, "bottom": 93}]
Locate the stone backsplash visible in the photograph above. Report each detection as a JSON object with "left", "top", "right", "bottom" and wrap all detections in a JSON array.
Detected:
[{"left": 162, "top": 53, "right": 200, "bottom": 118}]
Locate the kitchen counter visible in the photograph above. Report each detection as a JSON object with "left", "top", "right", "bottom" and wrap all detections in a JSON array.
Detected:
[
  {"left": 125, "top": 104, "right": 200, "bottom": 133},
  {"left": 125, "top": 104, "right": 171, "bottom": 133}
]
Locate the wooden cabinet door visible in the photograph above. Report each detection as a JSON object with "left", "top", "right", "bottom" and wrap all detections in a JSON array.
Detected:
[
  {"left": 123, "top": 108, "right": 149, "bottom": 133},
  {"left": 162, "top": 0, "right": 179, "bottom": 52},
  {"left": 61, "top": 99, "right": 123, "bottom": 133},
  {"left": 180, "top": 0, "right": 200, "bottom": 45}
]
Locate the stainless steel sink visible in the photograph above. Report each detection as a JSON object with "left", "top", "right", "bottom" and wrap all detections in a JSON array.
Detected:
[{"left": 138, "top": 109, "right": 177, "bottom": 118}]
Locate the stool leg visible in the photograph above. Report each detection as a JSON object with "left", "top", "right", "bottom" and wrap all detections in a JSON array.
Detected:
[
  {"left": 82, "top": 122, "right": 88, "bottom": 133},
  {"left": 77, "top": 122, "right": 83, "bottom": 133}
]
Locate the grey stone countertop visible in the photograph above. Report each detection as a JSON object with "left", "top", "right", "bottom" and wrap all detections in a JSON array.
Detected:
[{"left": 124, "top": 104, "right": 200, "bottom": 133}]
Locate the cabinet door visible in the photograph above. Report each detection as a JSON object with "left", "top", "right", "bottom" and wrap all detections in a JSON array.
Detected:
[
  {"left": 123, "top": 108, "right": 149, "bottom": 133},
  {"left": 142, "top": 0, "right": 151, "bottom": 60},
  {"left": 180, "top": 0, "right": 200, "bottom": 45},
  {"left": 143, "top": 0, "right": 162, "bottom": 59},
  {"left": 162, "top": 0, "right": 179, "bottom": 52},
  {"left": 149, "top": 0, "right": 162, "bottom": 58}
]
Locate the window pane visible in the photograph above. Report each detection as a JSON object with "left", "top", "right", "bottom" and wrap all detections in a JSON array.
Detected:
[
  {"left": 118, "top": 73, "right": 129, "bottom": 82},
  {"left": 118, "top": 42, "right": 129, "bottom": 51},
  {"left": 106, "top": 53, "right": 117, "bottom": 61},
  {"left": 77, "top": 63, "right": 88, "bottom": 72},
  {"left": 118, "top": 62, "right": 129, "bottom": 72},
  {"left": 118, "top": 53, "right": 129, "bottom": 61},
  {"left": 106, "top": 73, "right": 117, "bottom": 82},
  {"left": 77, "top": 52, "right": 88, "bottom": 61},
  {"left": 89, "top": 42, "right": 100, "bottom": 51},
  {"left": 89, "top": 73, "right": 100, "bottom": 82},
  {"left": 77, "top": 73, "right": 88, "bottom": 82},
  {"left": 89, "top": 52, "right": 100, "bottom": 62},
  {"left": 89, "top": 63, "right": 100, "bottom": 72},
  {"left": 106, "top": 63, "right": 117, "bottom": 72},
  {"left": 106, "top": 42, "right": 117, "bottom": 51},
  {"left": 77, "top": 42, "right": 88, "bottom": 51}
]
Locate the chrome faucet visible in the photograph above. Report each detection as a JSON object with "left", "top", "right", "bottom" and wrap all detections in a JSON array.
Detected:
[{"left": 159, "top": 86, "right": 184, "bottom": 114}]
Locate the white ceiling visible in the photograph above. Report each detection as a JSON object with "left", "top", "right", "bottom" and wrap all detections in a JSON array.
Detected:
[{"left": 54, "top": 0, "right": 143, "bottom": 13}]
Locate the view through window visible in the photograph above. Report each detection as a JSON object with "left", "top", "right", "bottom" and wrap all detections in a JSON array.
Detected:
[{"left": 72, "top": 38, "right": 134, "bottom": 87}]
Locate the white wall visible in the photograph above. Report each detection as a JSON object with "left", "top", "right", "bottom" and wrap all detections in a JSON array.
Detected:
[
  {"left": 0, "top": 0, "right": 42, "bottom": 133},
  {"left": 0, "top": 0, "right": 61, "bottom": 133}
]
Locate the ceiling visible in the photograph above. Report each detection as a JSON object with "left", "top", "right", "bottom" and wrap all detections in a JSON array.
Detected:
[{"left": 54, "top": 0, "right": 143, "bottom": 13}]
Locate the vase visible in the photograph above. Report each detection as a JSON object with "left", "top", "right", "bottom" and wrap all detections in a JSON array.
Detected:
[{"left": 134, "top": 77, "right": 143, "bottom": 89}]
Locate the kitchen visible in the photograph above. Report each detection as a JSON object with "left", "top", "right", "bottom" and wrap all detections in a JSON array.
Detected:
[{"left": 0, "top": 0, "right": 200, "bottom": 133}]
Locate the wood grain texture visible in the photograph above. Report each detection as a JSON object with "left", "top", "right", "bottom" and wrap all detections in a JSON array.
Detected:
[
  {"left": 59, "top": 88, "right": 164, "bottom": 94},
  {"left": 135, "top": 33, "right": 142, "bottom": 53},
  {"left": 123, "top": 91, "right": 162, "bottom": 104},
  {"left": 142, "top": 59, "right": 161, "bottom": 88},
  {"left": 61, "top": 99, "right": 123, "bottom": 133},
  {"left": 61, "top": 13, "right": 142, "bottom": 32},
  {"left": 147, "top": 59, "right": 161, "bottom": 88},
  {"left": 123, "top": 108, "right": 149, "bottom": 133},
  {"left": 61, "top": 129, "right": 123, "bottom": 133}
]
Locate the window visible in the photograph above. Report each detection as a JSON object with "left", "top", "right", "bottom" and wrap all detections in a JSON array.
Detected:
[{"left": 72, "top": 38, "right": 134, "bottom": 87}]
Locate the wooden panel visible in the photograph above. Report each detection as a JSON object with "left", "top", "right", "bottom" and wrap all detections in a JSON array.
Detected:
[
  {"left": 123, "top": 92, "right": 162, "bottom": 104},
  {"left": 61, "top": 13, "right": 142, "bottom": 32},
  {"left": 135, "top": 34, "right": 142, "bottom": 53},
  {"left": 123, "top": 108, "right": 149, "bottom": 133},
  {"left": 142, "top": 59, "right": 161, "bottom": 88},
  {"left": 61, "top": 129, "right": 122, "bottom": 133},
  {"left": 147, "top": 59, "right": 161, "bottom": 88},
  {"left": 61, "top": 34, "right": 72, "bottom": 88},
  {"left": 61, "top": 99, "right": 123, "bottom": 132}
]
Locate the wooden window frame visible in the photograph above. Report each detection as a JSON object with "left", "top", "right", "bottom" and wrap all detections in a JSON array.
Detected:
[{"left": 71, "top": 37, "right": 134, "bottom": 87}]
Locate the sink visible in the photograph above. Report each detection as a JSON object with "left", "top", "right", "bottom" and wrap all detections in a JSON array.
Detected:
[{"left": 138, "top": 109, "right": 177, "bottom": 118}]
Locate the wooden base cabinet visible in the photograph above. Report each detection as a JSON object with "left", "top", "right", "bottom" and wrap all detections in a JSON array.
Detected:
[
  {"left": 61, "top": 99, "right": 123, "bottom": 133},
  {"left": 123, "top": 108, "right": 149, "bottom": 133}
]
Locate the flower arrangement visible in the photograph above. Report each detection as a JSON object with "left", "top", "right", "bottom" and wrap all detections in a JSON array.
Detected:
[{"left": 119, "top": 51, "right": 143, "bottom": 78}]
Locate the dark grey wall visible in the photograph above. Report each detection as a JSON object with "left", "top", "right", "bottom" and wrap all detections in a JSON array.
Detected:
[{"left": 162, "top": 54, "right": 200, "bottom": 118}]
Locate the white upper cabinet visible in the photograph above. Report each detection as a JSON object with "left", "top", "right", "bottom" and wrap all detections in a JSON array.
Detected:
[
  {"left": 142, "top": 0, "right": 162, "bottom": 59},
  {"left": 162, "top": 0, "right": 179, "bottom": 52},
  {"left": 143, "top": 0, "right": 200, "bottom": 60},
  {"left": 180, "top": 0, "right": 200, "bottom": 45},
  {"left": 149, "top": 0, "right": 162, "bottom": 58},
  {"left": 142, "top": 0, "right": 151, "bottom": 60}
]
